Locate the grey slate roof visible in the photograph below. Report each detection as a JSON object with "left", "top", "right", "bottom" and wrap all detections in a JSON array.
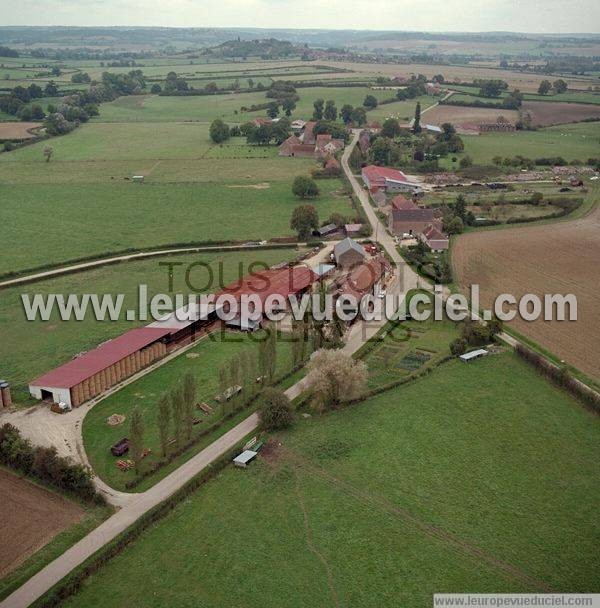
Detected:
[{"left": 334, "top": 237, "right": 367, "bottom": 260}]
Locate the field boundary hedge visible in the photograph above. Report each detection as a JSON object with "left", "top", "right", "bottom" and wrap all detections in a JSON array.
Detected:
[{"left": 514, "top": 343, "right": 600, "bottom": 414}]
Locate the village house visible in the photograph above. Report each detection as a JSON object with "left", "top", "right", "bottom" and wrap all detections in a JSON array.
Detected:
[
  {"left": 334, "top": 256, "right": 391, "bottom": 318},
  {"left": 389, "top": 207, "right": 443, "bottom": 237},
  {"left": 314, "top": 133, "right": 345, "bottom": 158},
  {"left": 421, "top": 224, "right": 449, "bottom": 251},
  {"left": 361, "top": 165, "right": 421, "bottom": 194},
  {"left": 279, "top": 122, "right": 344, "bottom": 159},
  {"left": 391, "top": 193, "right": 418, "bottom": 211},
  {"left": 334, "top": 237, "right": 368, "bottom": 269}
]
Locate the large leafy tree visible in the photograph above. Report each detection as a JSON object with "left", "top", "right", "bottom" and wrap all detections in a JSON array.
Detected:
[
  {"left": 292, "top": 175, "right": 319, "bottom": 199},
  {"left": 258, "top": 388, "right": 295, "bottom": 431},
  {"left": 290, "top": 204, "right": 319, "bottom": 239},
  {"left": 209, "top": 118, "right": 230, "bottom": 143}
]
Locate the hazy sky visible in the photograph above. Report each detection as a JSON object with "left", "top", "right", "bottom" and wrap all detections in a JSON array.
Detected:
[{"left": 2, "top": 0, "right": 599, "bottom": 33}]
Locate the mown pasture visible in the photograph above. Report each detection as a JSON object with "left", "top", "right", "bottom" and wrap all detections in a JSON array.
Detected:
[
  {"left": 62, "top": 353, "right": 600, "bottom": 606},
  {"left": 0, "top": 178, "right": 351, "bottom": 275},
  {"left": 440, "top": 121, "right": 600, "bottom": 167}
]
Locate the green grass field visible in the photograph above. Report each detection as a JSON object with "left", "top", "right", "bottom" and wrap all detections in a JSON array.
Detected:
[
  {"left": 0, "top": 178, "right": 351, "bottom": 274},
  {"left": 440, "top": 121, "right": 600, "bottom": 168},
  {"left": 0, "top": 248, "right": 300, "bottom": 401},
  {"left": 83, "top": 330, "right": 295, "bottom": 491},
  {"left": 94, "top": 92, "right": 268, "bottom": 123},
  {"left": 62, "top": 353, "right": 600, "bottom": 606}
]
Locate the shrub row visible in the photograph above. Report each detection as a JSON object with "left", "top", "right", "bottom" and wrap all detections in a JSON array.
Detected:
[
  {"left": 514, "top": 343, "right": 600, "bottom": 413},
  {"left": 0, "top": 424, "right": 105, "bottom": 505}
]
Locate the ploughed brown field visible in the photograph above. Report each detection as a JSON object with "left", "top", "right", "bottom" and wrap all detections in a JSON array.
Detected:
[
  {"left": 0, "top": 468, "right": 84, "bottom": 577},
  {"left": 452, "top": 203, "right": 600, "bottom": 381},
  {"left": 523, "top": 101, "right": 600, "bottom": 127},
  {"left": 0, "top": 122, "right": 41, "bottom": 140},
  {"left": 423, "top": 104, "right": 518, "bottom": 126}
]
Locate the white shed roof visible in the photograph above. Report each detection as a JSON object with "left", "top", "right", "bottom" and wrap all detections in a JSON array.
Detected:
[
  {"left": 233, "top": 450, "right": 258, "bottom": 466},
  {"left": 459, "top": 349, "right": 488, "bottom": 361}
]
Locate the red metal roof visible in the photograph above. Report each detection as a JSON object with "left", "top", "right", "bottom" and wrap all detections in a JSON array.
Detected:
[
  {"left": 218, "top": 265, "right": 318, "bottom": 305},
  {"left": 31, "top": 327, "right": 171, "bottom": 390},
  {"left": 362, "top": 165, "right": 409, "bottom": 184}
]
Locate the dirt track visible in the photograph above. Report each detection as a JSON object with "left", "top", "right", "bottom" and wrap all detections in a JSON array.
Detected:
[
  {"left": 0, "top": 469, "right": 83, "bottom": 578},
  {"left": 452, "top": 203, "right": 600, "bottom": 381}
]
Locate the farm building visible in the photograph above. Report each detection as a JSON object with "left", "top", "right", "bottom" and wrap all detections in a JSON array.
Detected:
[
  {"left": 147, "top": 301, "right": 223, "bottom": 349},
  {"left": 301, "top": 121, "right": 317, "bottom": 145},
  {"left": 421, "top": 224, "right": 449, "bottom": 251},
  {"left": 315, "top": 223, "right": 338, "bottom": 237},
  {"left": 391, "top": 194, "right": 418, "bottom": 211},
  {"left": 278, "top": 135, "right": 315, "bottom": 158},
  {"left": 278, "top": 131, "right": 344, "bottom": 159},
  {"left": 344, "top": 223, "right": 363, "bottom": 236},
  {"left": 361, "top": 165, "right": 421, "bottom": 194},
  {"left": 29, "top": 327, "right": 172, "bottom": 407},
  {"left": 389, "top": 208, "right": 443, "bottom": 237},
  {"left": 334, "top": 237, "right": 367, "bottom": 269},
  {"left": 335, "top": 256, "right": 390, "bottom": 305},
  {"left": 217, "top": 264, "right": 319, "bottom": 318}
]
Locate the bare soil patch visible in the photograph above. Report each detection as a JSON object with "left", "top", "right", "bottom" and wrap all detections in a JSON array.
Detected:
[
  {"left": 522, "top": 101, "right": 600, "bottom": 127},
  {"left": 0, "top": 468, "right": 84, "bottom": 577},
  {"left": 0, "top": 122, "right": 42, "bottom": 140},
  {"left": 424, "top": 105, "right": 518, "bottom": 126},
  {"left": 452, "top": 204, "right": 600, "bottom": 380},
  {"left": 227, "top": 182, "right": 271, "bottom": 189}
]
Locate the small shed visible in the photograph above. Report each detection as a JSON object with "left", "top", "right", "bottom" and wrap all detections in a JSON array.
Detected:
[
  {"left": 132, "top": 175, "right": 145, "bottom": 183},
  {"left": 233, "top": 450, "right": 258, "bottom": 468},
  {"left": 459, "top": 349, "right": 488, "bottom": 362},
  {"left": 316, "top": 223, "right": 338, "bottom": 237}
]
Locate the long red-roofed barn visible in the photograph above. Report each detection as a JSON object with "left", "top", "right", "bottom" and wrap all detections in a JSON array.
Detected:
[
  {"left": 29, "top": 327, "right": 172, "bottom": 407},
  {"left": 361, "top": 165, "right": 421, "bottom": 194}
]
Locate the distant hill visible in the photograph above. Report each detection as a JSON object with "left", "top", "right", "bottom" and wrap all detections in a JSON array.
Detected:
[{"left": 208, "top": 38, "right": 299, "bottom": 59}]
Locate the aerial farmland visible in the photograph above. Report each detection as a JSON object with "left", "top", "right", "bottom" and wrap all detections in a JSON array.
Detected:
[{"left": 0, "top": 19, "right": 598, "bottom": 608}]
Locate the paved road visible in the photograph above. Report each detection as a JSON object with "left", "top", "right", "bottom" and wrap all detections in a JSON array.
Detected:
[{"left": 341, "top": 129, "right": 420, "bottom": 293}]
